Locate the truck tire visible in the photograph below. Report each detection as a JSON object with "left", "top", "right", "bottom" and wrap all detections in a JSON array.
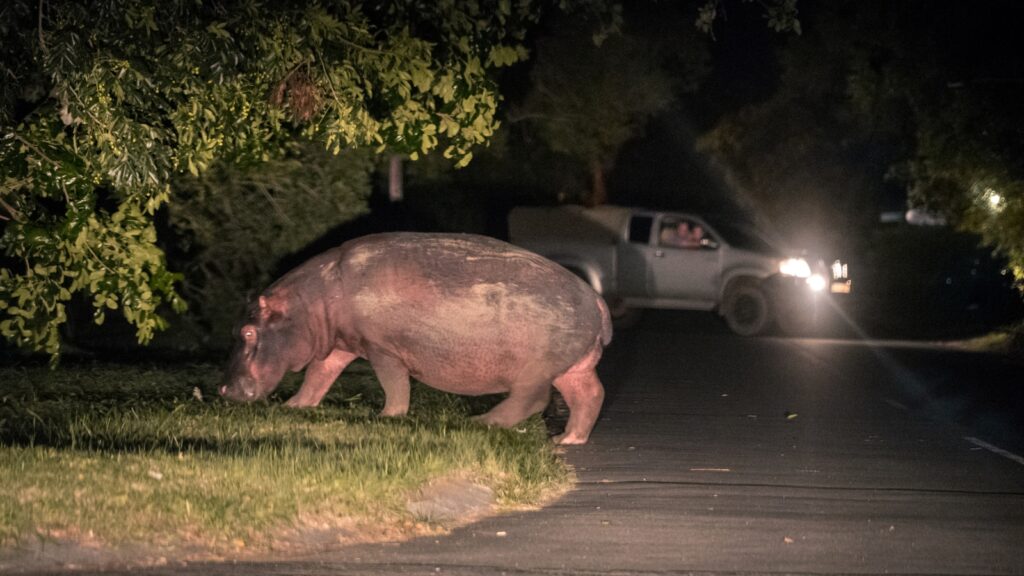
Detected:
[
  {"left": 607, "top": 296, "right": 642, "bottom": 329},
  {"left": 722, "top": 281, "right": 772, "bottom": 336}
]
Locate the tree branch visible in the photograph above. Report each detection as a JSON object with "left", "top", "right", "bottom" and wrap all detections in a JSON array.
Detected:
[
  {"left": 314, "top": 49, "right": 344, "bottom": 113},
  {"left": 13, "top": 133, "right": 59, "bottom": 166},
  {"left": 38, "top": 0, "right": 49, "bottom": 56},
  {"left": 0, "top": 194, "right": 25, "bottom": 222}
]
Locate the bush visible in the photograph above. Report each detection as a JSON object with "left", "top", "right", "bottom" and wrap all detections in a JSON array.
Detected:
[{"left": 169, "top": 144, "right": 372, "bottom": 347}]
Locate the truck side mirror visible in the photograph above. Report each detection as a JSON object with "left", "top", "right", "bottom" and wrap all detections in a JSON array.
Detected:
[{"left": 700, "top": 238, "right": 720, "bottom": 250}]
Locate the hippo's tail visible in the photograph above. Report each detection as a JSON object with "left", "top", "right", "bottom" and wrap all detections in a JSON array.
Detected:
[{"left": 596, "top": 296, "right": 612, "bottom": 346}]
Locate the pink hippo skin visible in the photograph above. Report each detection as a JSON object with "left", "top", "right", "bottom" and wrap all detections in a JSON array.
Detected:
[{"left": 220, "top": 232, "right": 611, "bottom": 444}]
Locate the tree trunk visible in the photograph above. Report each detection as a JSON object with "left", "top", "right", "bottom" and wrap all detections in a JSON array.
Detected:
[
  {"left": 588, "top": 158, "right": 608, "bottom": 207},
  {"left": 388, "top": 154, "right": 404, "bottom": 202}
]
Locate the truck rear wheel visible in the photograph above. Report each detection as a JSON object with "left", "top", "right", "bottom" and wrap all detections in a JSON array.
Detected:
[{"left": 722, "top": 281, "right": 772, "bottom": 336}]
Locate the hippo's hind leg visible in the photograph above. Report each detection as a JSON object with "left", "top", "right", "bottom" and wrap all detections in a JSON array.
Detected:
[
  {"left": 474, "top": 383, "right": 551, "bottom": 429},
  {"left": 286, "top": 349, "right": 358, "bottom": 407},
  {"left": 370, "top": 355, "right": 412, "bottom": 417},
  {"left": 551, "top": 347, "right": 605, "bottom": 445}
]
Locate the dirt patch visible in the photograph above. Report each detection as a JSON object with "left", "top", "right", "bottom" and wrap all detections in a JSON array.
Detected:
[{"left": 406, "top": 476, "right": 495, "bottom": 523}]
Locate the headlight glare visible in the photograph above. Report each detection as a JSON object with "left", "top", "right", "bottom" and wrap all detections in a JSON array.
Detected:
[
  {"left": 807, "top": 274, "right": 827, "bottom": 292},
  {"left": 779, "top": 257, "right": 812, "bottom": 278}
]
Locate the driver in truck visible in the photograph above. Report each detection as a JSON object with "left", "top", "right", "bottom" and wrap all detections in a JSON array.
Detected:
[{"left": 660, "top": 220, "right": 703, "bottom": 249}]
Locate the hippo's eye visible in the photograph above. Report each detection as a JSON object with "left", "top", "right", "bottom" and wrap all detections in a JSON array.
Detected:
[{"left": 241, "top": 326, "right": 257, "bottom": 342}]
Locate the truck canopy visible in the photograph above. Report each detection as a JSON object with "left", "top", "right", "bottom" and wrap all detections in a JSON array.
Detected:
[{"left": 508, "top": 205, "right": 630, "bottom": 244}]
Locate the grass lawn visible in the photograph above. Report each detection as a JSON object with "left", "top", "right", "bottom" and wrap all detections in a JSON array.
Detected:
[
  {"left": 956, "top": 321, "right": 1024, "bottom": 359},
  {"left": 0, "top": 360, "right": 570, "bottom": 561}
]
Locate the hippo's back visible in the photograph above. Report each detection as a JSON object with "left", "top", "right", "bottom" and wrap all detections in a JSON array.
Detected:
[{"left": 336, "top": 233, "right": 609, "bottom": 393}]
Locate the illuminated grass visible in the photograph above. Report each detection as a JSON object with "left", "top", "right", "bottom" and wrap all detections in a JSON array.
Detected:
[
  {"left": 0, "top": 362, "right": 569, "bottom": 553},
  {"left": 957, "top": 321, "right": 1024, "bottom": 357}
]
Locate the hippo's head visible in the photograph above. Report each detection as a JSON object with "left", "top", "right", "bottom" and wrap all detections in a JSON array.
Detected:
[{"left": 220, "top": 293, "right": 311, "bottom": 402}]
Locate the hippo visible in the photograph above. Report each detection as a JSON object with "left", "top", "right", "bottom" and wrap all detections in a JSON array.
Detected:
[{"left": 220, "top": 232, "right": 611, "bottom": 444}]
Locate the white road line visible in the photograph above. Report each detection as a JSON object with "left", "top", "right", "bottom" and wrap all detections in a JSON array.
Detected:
[{"left": 964, "top": 436, "right": 1024, "bottom": 467}]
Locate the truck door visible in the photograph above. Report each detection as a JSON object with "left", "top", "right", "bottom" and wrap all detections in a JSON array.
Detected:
[
  {"left": 616, "top": 214, "right": 654, "bottom": 297},
  {"left": 649, "top": 215, "right": 721, "bottom": 304}
]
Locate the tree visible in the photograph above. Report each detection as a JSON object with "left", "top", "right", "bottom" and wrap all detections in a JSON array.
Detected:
[
  {"left": 695, "top": 5, "right": 894, "bottom": 253},
  {"left": 513, "top": 25, "right": 680, "bottom": 206},
  {"left": 169, "top": 143, "right": 373, "bottom": 347},
  {"left": 0, "top": 0, "right": 575, "bottom": 356},
  {"left": 907, "top": 84, "right": 1024, "bottom": 286},
  {"left": 831, "top": 0, "right": 1024, "bottom": 290},
  {"left": 512, "top": 0, "right": 799, "bottom": 207},
  {"left": 0, "top": 0, "right": 802, "bottom": 357}
]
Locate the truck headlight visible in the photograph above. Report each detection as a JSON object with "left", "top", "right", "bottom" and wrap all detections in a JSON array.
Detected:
[
  {"left": 779, "top": 257, "right": 812, "bottom": 278},
  {"left": 807, "top": 273, "right": 827, "bottom": 292}
]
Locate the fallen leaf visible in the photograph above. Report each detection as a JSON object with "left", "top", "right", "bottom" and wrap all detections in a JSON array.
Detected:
[{"left": 784, "top": 536, "right": 794, "bottom": 544}]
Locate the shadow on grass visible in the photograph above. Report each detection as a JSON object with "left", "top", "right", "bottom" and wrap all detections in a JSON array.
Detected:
[{"left": 0, "top": 362, "right": 508, "bottom": 457}]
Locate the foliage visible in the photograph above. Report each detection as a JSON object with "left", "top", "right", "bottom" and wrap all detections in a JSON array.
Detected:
[
  {"left": 0, "top": 0, "right": 802, "bottom": 356},
  {"left": 511, "top": 0, "right": 801, "bottom": 207},
  {"left": 170, "top": 143, "right": 373, "bottom": 346},
  {"left": 695, "top": 12, "right": 891, "bottom": 253},
  {"left": 514, "top": 26, "right": 678, "bottom": 206},
  {"left": 695, "top": 0, "right": 801, "bottom": 38},
  {"left": 0, "top": 0, "right": 560, "bottom": 357},
  {"left": 905, "top": 85, "right": 1024, "bottom": 288},
  {"left": 835, "top": 1, "right": 1024, "bottom": 290},
  {"left": 695, "top": 0, "right": 1024, "bottom": 290},
  {"left": 0, "top": 361, "right": 569, "bottom": 552}
]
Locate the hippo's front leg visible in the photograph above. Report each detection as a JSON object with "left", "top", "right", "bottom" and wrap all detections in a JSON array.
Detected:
[{"left": 286, "top": 349, "right": 358, "bottom": 407}]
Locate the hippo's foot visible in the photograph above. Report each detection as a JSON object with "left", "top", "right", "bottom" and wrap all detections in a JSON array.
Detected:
[
  {"left": 472, "top": 386, "right": 551, "bottom": 429},
  {"left": 470, "top": 413, "right": 501, "bottom": 428},
  {"left": 552, "top": 431, "right": 589, "bottom": 445},
  {"left": 285, "top": 396, "right": 319, "bottom": 408},
  {"left": 379, "top": 406, "right": 409, "bottom": 417}
]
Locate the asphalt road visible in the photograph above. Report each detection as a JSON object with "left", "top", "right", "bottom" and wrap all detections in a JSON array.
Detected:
[{"left": 140, "top": 312, "right": 1024, "bottom": 574}]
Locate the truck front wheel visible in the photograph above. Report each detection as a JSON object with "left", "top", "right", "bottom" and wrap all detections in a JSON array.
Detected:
[{"left": 722, "top": 281, "right": 772, "bottom": 336}]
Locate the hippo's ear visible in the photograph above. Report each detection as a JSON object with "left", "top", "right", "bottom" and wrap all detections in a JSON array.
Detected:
[{"left": 258, "top": 294, "right": 288, "bottom": 319}]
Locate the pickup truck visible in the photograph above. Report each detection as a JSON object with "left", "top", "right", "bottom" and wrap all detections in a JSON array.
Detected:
[{"left": 508, "top": 205, "right": 850, "bottom": 335}]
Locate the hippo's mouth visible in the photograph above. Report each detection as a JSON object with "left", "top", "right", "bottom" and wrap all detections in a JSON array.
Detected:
[{"left": 219, "top": 382, "right": 261, "bottom": 402}]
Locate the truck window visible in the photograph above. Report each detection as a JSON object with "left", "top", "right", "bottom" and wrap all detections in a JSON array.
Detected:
[
  {"left": 658, "top": 217, "right": 707, "bottom": 249},
  {"left": 628, "top": 215, "right": 654, "bottom": 245}
]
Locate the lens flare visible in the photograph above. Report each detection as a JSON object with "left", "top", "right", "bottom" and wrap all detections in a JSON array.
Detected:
[
  {"left": 807, "top": 274, "right": 827, "bottom": 292},
  {"left": 780, "top": 258, "right": 811, "bottom": 278}
]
